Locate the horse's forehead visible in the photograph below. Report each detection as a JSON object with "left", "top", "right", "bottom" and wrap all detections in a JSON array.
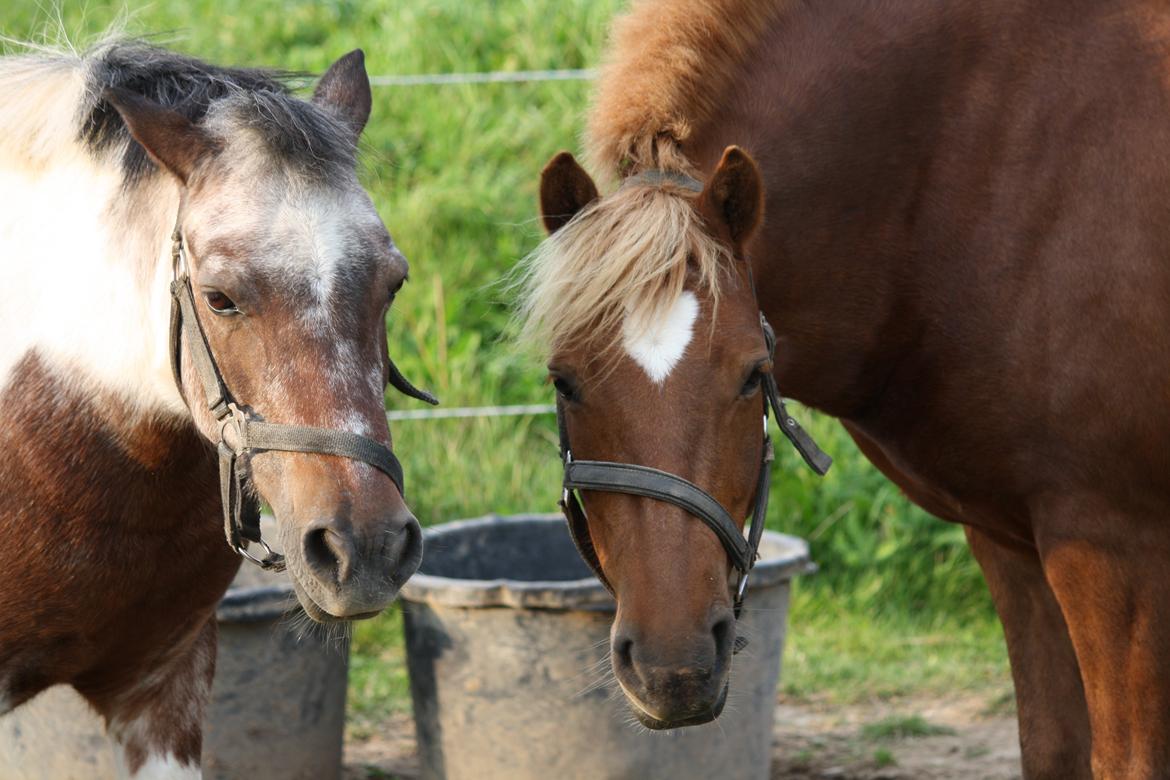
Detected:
[
  {"left": 190, "top": 181, "right": 393, "bottom": 281},
  {"left": 267, "top": 186, "right": 387, "bottom": 260}
]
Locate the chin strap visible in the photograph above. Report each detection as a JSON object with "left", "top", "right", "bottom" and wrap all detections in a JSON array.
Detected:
[{"left": 169, "top": 225, "right": 437, "bottom": 570}]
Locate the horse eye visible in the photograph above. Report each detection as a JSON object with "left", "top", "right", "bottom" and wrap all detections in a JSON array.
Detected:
[
  {"left": 203, "top": 291, "right": 239, "bottom": 315},
  {"left": 389, "top": 277, "right": 407, "bottom": 301},
  {"left": 552, "top": 376, "right": 576, "bottom": 401},
  {"left": 740, "top": 369, "right": 764, "bottom": 397}
]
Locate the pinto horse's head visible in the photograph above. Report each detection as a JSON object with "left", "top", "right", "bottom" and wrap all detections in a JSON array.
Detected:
[
  {"left": 524, "top": 147, "right": 768, "bottom": 727},
  {"left": 105, "top": 51, "right": 421, "bottom": 621}
]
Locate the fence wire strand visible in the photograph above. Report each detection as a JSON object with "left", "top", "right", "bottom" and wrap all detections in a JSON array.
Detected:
[
  {"left": 387, "top": 404, "right": 556, "bottom": 422},
  {"left": 369, "top": 68, "right": 596, "bottom": 87}
]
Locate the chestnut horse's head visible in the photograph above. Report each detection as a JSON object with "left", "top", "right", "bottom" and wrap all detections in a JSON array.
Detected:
[
  {"left": 105, "top": 51, "right": 422, "bottom": 621},
  {"left": 523, "top": 147, "right": 771, "bottom": 727}
]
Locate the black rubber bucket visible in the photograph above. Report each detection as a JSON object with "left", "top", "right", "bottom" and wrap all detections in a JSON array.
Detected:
[{"left": 400, "top": 514, "right": 813, "bottom": 780}]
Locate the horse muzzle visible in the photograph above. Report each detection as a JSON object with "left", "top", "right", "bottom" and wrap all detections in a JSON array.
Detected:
[{"left": 280, "top": 508, "right": 423, "bottom": 621}]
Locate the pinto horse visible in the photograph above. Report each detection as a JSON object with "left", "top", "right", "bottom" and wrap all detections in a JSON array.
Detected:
[
  {"left": 0, "top": 42, "right": 428, "bottom": 776},
  {"left": 522, "top": 0, "right": 1170, "bottom": 774}
]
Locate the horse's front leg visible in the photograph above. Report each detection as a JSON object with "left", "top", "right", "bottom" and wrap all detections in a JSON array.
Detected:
[
  {"left": 965, "top": 525, "right": 1092, "bottom": 778},
  {"left": 1037, "top": 495, "right": 1170, "bottom": 779},
  {"left": 80, "top": 618, "right": 216, "bottom": 779}
]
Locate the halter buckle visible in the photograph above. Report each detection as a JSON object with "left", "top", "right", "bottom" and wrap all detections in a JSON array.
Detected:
[
  {"left": 171, "top": 224, "right": 187, "bottom": 281},
  {"left": 561, "top": 449, "right": 573, "bottom": 506},
  {"left": 220, "top": 403, "right": 250, "bottom": 453}
]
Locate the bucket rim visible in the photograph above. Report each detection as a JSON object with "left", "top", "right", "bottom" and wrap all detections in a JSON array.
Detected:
[{"left": 401, "top": 513, "right": 813, "bottom": 610}]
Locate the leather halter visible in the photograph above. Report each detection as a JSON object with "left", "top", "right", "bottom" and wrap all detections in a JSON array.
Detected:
[
  {"left": 168, "top": 221, "right": 437, "bottom": 570},
  {"left": 555, "top": 170, "right": 831, "bottom": 650}
]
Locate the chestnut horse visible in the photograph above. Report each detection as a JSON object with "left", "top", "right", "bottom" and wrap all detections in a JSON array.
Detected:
[
  {"left": 522, "top": 0, "right": 1170, "bottom": 775},
  {"left": 0, "top": 42, "right": 428, "bottom": 776}
]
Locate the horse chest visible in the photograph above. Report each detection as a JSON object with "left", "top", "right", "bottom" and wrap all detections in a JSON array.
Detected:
[{"left": 841, "top": 407, "right": 1037, "bottom": 539}]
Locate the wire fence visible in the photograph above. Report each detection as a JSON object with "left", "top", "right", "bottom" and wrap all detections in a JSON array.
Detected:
[
  {"left": 387, "top": 403, "right": 555, "bottom": 422},
  {"left": 369, "top": 68, "right": 595, "bottom": 87}
]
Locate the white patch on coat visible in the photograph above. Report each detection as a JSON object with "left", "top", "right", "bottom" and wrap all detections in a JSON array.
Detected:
[
  {"left": 0, "top": 56, "right": 181, "bottom": 411},
  {"left": 621, "top": 291, "right": 699, "bottom": 384},
  {"left": 275, "top": 191, "right": 350, "bottom": 323},
  {"left": 0, "top": 149, "right": 184, "bottom": 414},
  {"left": 114, "top": 749, "right": 200, "bottom": 780},
  {"left": 0, "top": 56, "right": 86, "bottom": 170}
]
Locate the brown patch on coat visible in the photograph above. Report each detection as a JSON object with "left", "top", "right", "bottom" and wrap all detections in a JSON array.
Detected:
[{"left": 0, "top": 353, "right": 237, "bottom": 764}]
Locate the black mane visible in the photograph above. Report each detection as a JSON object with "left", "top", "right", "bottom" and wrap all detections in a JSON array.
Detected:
[{"left": 82, "top": 41, "right": 355, "bottom": 184}]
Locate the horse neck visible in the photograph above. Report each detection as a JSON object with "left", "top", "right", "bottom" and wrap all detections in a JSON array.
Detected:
[
  {"left": 689, "top": 0, "right": 998, "bottom": 418},
  {"left": 0, "top": 150, "right": 187, "bottom": 426}
]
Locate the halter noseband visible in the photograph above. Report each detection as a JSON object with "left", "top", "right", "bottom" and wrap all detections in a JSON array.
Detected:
[
  {"left": 556, "top": 170, "right": 831, "bottom": 651},
  {"left": 168, "top": 221, "right": 437, "bottom": 571}
]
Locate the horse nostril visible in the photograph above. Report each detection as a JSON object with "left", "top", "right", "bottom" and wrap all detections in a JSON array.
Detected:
[
  {"left": 613, "top": 633, "right": 635, "bottom": 671},
  {"left": 303, "top": 526, "right": 354, "bottom": 585},
  {"left": 383, "top": 517, "right": 423, "bottom": 584},
  {"left": 711, "top": 613, "right": 735, "bottom": 656}
]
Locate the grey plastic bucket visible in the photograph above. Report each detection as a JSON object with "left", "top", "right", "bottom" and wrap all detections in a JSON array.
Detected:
[
  {"left": 0, "top": 528, "right": 348, "bottom": 779},
  {"left": 202, "top": 559, "right": 349, "bottom": 780},
  {"left": 400, "top": 514, "right": 811, "bottom": 780}
]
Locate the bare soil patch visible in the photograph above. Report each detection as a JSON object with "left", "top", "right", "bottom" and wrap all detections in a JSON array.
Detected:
[
  {"left": 344, "top": 692, "right": 1020, "bottom": 780},
  {"left": 770, "top": 693, "right": 1020, "bottom": 780}
]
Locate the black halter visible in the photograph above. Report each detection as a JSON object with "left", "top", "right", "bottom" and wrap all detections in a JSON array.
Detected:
[
  {"left": 555, "top": 171, "right": 831, "bottom": 649},
  {"left": 168, "top": 221, "right": 437, "bottom": 570}
]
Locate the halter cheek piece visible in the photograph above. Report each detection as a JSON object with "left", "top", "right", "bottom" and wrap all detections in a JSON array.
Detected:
[
  {"left": 556, "top": 170, "right": 831, "bottom": 652},
  {"left": 168, "top": 221, "right": 437, "bottom": 571}
]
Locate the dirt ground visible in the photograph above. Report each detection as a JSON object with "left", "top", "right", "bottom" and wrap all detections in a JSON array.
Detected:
[
  {"left": 767, "top": 694, "right": 1020, "bottom": 780},
  {"left": 343, "top": 691, "right": 1021, "bottom": 780}
]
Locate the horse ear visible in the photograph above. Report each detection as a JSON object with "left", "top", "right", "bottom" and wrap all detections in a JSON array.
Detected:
[
  {"left": 540, "top": 152, "right": 599, "bottom": 234},
  {"left": 699, "top": 146, "right": 764, "bottom": 245},
  {"left": 103, "top": 88, "right": 215, "bottom": 185},
  {"left": 313, "top": 49, "right": 372, "bottom": 141}
]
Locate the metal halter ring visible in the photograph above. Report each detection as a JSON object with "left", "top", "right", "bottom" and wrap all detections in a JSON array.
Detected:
[
  {"left": 736, "top": 569, "right": 751, "bottom": 601},
  {"left": 235, "top": 537, "right": 283, "bottom": 571}
]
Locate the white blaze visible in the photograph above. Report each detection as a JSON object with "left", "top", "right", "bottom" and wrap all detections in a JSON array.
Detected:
[{"left": 622, "top": 291, "right": 699, "bottom": 384}]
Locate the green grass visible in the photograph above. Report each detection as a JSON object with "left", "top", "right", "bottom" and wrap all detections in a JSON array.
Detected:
[
  {"left": 861, "top": 715, "right": 957, "bottom": 741},
  {"left": 2, "top": 0, "right": 1010, "bottom": 722},
  {"left": 348, "top": 605, "right": 411, "bottom": 728},
  {"left": 784, "top": 590, "right": 1007, "bottom": 704}
]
